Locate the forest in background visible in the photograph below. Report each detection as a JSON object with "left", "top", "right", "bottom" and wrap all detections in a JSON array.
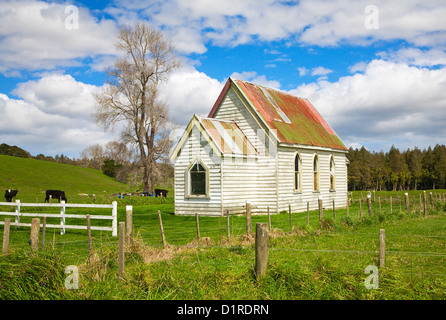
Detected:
[{"left": 347, "top": 144, "right": 446, "bottom": 191}]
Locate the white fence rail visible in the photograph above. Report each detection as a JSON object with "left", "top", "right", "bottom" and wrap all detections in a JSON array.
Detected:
[{"left": 0, "top": 200, "right": 118, "bottom": 236}]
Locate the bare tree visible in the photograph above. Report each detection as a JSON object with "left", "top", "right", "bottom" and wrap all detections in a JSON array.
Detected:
[
  {"left": 93, "top": 23, "right": 180, "bottom": 193},
  {"left": 79, "top": 144, "right": 105, "bottom": 170},
  {"left": 104, "top": 141, "right": 134, "bottom": 165}
]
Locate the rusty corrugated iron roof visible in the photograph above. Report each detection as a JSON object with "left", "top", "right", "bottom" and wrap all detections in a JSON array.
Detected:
[
  {"left": 208, "top": 78, "right": 347, "bottom": 151},
  {"left": 198, "top": 116, "right": 258, "bottom": 156}
]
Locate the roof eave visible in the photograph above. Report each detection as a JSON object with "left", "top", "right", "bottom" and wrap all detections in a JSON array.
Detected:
[{"left": 278, "top": 142, "right": 349, "bottom": 153}]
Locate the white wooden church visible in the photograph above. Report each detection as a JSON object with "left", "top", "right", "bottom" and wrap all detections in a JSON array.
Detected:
[{"left": 170, "top": 77, "right": 348, "bottom": 216}]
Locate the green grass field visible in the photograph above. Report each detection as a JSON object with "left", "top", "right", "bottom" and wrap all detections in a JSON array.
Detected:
[
  {"left": 0, "top": 154, "right": 131, "bottom": 203},
  {"left": 1, "top": 156, "right": 446, "bottom": 300}
]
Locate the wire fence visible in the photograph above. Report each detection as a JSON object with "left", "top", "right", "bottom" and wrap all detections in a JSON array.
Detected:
[{"left": 1, "top": 192, "right": 446, "bottom": 282}]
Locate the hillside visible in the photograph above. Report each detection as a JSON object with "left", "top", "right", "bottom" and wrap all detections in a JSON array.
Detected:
[{"left": 0, "top": 154, "right": 129, "bottom": 203}]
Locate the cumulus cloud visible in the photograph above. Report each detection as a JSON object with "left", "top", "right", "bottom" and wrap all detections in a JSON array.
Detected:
[
  {"left": 230, "top": 71, "right": 281, "bottom": 89},
  {"left": 0, "top": 0, "right": 117, "bottom": 74},
  {"left": 378, "top": 47, "right": 446, "bottom": 67},
  {"left": 289, "top": 59, "right": 446, "bottom": 151},
  {"left": 0, "top": 74, "right": 118, "bottom": 157},
  {"left": 159, "top": 65, "right": 224, "bottom": 126},
  {"left": 298, "top": 67, "right": 309, "bottom": 76},
  {"left": 105, "top": 0, "right": 446, "bottom": 53},
  {"left": 311, "top": 67, "right": 333, "bottom": 76}
]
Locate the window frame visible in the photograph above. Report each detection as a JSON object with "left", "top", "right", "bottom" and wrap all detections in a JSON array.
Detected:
[
  {"left": 186, "top": 158, "right": 210, "bottom": 199},
  {"left": 329, "top": 155, "right": 336, "bottom": 191},
  {"left": 313, "top": 153, "right": 320, "bottom": 192},
  {"left": 293, "top": 152, "right": 302, "bottom": 192}
]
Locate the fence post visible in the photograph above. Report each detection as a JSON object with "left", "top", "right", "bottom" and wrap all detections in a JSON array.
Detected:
[
  {"left": 346, "top": 197, "right": 349, "bottom": 217},
  {"left": 255, "top": 223, "right": 269, "bottom": 279},
  {"left": 430, "top": 192, "right": 433, "bottom": 207},
  {"left": 267, "top": 206, "right": 271, "bottom": 231},
  {"left": 195, "top": 212, "right": 200, "bottom": 242},
  {"left": 423, "top": 191, "right": 427, "bottom": 217},
  {"left": 60, "top": 200, "right": 66, "bottom": 235},
  {"left": 158, "top": 210, "right": 166, "bottom": 248},
  {"left": 318, "top": 197, "right": 323, "bottom": 225},
  {"left": 390, "top": 196, "right": 392, "bottom": 213},
  {"left": 226, "top": 209, "right": 230, "bottom": 239},
  {"left": 379, "top": 229, "right": 385, "bottom": 267},
  {"left": 332, "top": 199, "right": 336, "bottom": 221},
  {"left": 307, "top": 201, "right": 310, "bottom": 225},
  {"left": 288, "top": 204, "right": 292, "bottom": 228},
  {"left": 359, "top": 199, "right": 362, "bottom": 217},
  {"left": 87, "top": 214, "right": 92, "bottom": 262},
  {"left": 118, "top": 221, "right": 125, "bottom": 280},
  {"left": 412, "top": 196, "right": 416, "bottom": 213},
  {"left": 15, "top": 200, "right": 20, "bottom": 228},
  {"left": 126, "top": 205, "right": 133, "bottom": 247},
  {"left": 30, "top": 218, "right": 40, "bottom": 253},
  {"left": 367, "top": 194, "right": 372, "bottom": 217},
  {"left": 405, "top": 193, "right": 409, "bottom": 213},
  {"left": 246, "top": 201, "right": 252, "bottom": 236},
  {"left": 112, "top": 201, "right": 118, "bottom": 237},
  {"left": 41, "top": 216, "right": 46, "bottom": 251},
  {"left": 2, "top": 218, "right": 10, "bottom": 254},
  {"left": 399, "top": 197, "right": 402, "bottom": 213}
]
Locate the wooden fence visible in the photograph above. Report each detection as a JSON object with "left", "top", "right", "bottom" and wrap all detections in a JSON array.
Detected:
[
  {"left": 1, "top": 193, "right": 445, "bottom": 282},
  {"left": 0, "top": 200, "right": 118, "bottom": 236}
]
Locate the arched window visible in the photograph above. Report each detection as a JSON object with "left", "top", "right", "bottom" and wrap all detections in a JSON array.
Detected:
[
  {"left": 294, "top": 153, "right": 301, "bottom": 191},
  {"left": 187, "top": 159, "right": 208, "bottom": 197},
  {"left": 313, "top": 154, "right": 319, "bottom": 191},
  {"left": 330, "top": 155, "right": 336, "bottom": 190}
]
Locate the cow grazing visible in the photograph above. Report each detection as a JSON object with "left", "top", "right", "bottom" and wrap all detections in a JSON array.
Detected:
[
  {"left": 4, "top": 189, "right": 18, "bottom": 202},
  {"left": 45, "top": 190, "right": 67, "bottom": 203},
  {"left": 155, "top": 188, "right": 168, "bottom": 198}
]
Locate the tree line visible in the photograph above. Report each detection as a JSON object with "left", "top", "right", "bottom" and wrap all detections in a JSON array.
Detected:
[{"left": 347, "top": 144, "right": 446, "bottom": 191}]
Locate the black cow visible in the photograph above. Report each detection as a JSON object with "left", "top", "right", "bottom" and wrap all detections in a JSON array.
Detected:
[
  {"left": 4, "top": 189, "right": 18, "bottom": 202},
  {"left": 45, "top": 190, "right": 67, "bottom": 203},
  {"left": 154, "top": 188, "right": 168, "bottom": 198}
]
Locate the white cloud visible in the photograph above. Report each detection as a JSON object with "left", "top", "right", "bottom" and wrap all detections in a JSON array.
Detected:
[
  {"left": 12, "top": 74, "right": 98, "bottom": 119},
  {"left": 159, "top": 65, "right": 224, "bottom": 126},
  {"left": 106, "top": 0, "right": 446, "bottom": 54},
  {"left": 349, "top": 61, "right": 367, "bottom": 73},
  {"left": 230, "top": 71, "right": 281, "bottom": 89},
  {"left": 289, "top": 59, "right": 446, "bottom": 151},
  {"left": 298, "top": 67, "right": 308, "bottom": 76},
  {"left": 311, "top": 66, "right": 333, "bottom": 76},
  {"left": 378, "top": 47, "right": 446, "bottom": 67},
  {"left": 0, "top": 74, "right": 118, "bottom": 157},
  {"left": 0, "top": 0, "right": 117, "bottom": 74}
]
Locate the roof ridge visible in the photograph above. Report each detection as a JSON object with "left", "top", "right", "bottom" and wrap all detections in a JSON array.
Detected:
[{"left": 233, "top": 78, "right": 309, "bottom": 101}]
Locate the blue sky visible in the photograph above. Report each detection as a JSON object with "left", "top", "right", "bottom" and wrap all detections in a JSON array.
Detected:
[{"left": 1, "top": 0, "right": 446, "bottom": 158}]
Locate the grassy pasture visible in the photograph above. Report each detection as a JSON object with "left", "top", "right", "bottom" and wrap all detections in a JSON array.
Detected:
[
  {"left": 0, "top": 154, "right": 131, "bottom": 203},
  {"left": 1, "top": 156, "right": 446, "bottom": 299},
  {"left": 1, "top": 189, "right": 445, "bottom": 299}
]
